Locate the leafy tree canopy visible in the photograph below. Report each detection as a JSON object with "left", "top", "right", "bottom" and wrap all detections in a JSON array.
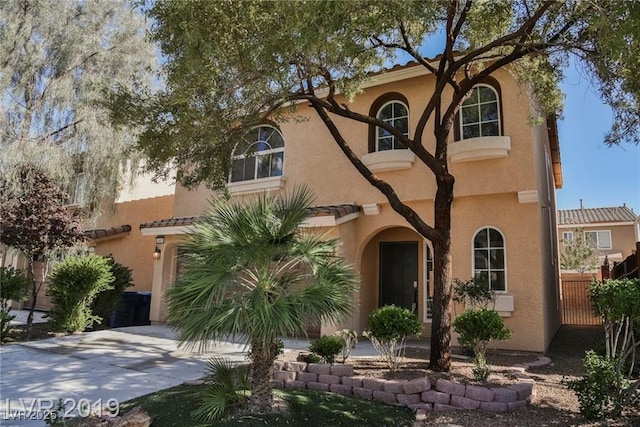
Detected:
[
  {"left": 112, "top": 0, "right": 640, "bottom": 190},
  {"left": 0, "top": 164, "right": 84, "bottom": 256},
  {"left": 0, "top": 0, "right": 157, "bottom": 214}
]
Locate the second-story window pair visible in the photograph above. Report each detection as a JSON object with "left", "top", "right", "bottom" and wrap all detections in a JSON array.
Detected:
[{"left": 373, "top": 84, "right": 501, "bottom": 152}]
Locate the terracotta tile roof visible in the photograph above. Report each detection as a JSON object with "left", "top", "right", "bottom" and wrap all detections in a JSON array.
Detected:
[
  {"left": 84, "top": 225, "right": 132, "bottom": 240},
  {"left": 140, "top": 205, "right": 361, "bottom": 229},
  {"left": 139, "top": 216, "right": 199, "bottom": 230},
  {"left": 308, "top": 204, "right": 361, "bottom": 218},
  {"left": 557, "top": 206, "right": 638, "bottom": 225}
]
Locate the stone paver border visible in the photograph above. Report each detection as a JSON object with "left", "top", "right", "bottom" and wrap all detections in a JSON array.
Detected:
[{"left": 272, "top": 355, "right": 552, "bottom": 422}]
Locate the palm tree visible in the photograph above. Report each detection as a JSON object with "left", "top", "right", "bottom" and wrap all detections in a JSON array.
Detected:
[{"left": 166, "top": 187, "right": 357, "bottom": 414}]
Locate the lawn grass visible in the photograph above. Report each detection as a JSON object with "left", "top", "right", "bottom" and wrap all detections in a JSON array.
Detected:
[{"left": 120, "top": 384, "right": 415, "bottom": 427}]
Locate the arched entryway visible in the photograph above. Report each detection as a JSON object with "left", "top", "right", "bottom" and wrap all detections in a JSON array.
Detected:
[{"left": 358, "top": 227, "right": 433, "bottom": 334}]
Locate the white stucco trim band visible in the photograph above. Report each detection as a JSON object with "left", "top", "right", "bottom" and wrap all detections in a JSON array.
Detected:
[
  {"left": 227, "top": 176, "right": 285, "bottom": 195},
  {"left": 300, "top": 212, "right": 360, "bottom": 228},
  {"left": 448, "top": 136, "right": 511, "bottom": 163},
  {"left": 361, "top": 150, "right": 416, "bottom": 173},
  {"left": 141, "top": 226, "right": 192, "bottom": 236},
  {"left": 517, "top": 190, "right": 539, "bottom": 204}
]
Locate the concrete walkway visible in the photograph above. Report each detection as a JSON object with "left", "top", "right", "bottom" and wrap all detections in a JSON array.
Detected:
[{"left": 1, "top": 319, "right": 425, "bottom": 426}]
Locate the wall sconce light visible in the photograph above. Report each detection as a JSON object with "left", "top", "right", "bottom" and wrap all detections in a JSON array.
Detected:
[
  {"left": 88, "top": 246, "right": 96, "bottom": 253},
  {"left": 153, "top": 247, "right": 162, "bottom": 260}
]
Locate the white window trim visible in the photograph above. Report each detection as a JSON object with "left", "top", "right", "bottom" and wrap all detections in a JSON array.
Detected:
[
  {"left": 230, "top": 126, "right": 284, "bottom": 183},
  {"left": 584, "top": 230, "right": 612, "bottom": 249},
  {"left": 562, "top": 231, "right": 574, "bottom": 241},
  {"left": 423, "top": 240, "right": 434, "bottom": 323},
  {"left": 471, "top": 226, "right": 508, "bottom": 293},
  {"left": 375, "top": 100, "right": 410, "bottom": 151},
  {"left": 459, "top": 84, "right": 501, "bottom": 140},
  {"left": 227, "top": 175, "right": 285, "bottom": 195}
]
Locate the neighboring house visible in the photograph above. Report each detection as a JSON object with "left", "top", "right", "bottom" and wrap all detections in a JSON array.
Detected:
[
  {"left": 140, "top": 63, "right": 564, "bottom": 353},
  {"left": 557, "top": 205, "right": 640, "bottom": 270}
]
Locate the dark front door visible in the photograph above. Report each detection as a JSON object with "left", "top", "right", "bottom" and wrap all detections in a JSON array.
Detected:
[{"left": 379, "top": 242, "right": 418, "bottom": 312}]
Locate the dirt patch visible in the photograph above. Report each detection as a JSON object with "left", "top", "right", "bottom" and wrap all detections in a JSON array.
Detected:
[{"left": 2, "top": 321, "right": 65, "bottom": 344}]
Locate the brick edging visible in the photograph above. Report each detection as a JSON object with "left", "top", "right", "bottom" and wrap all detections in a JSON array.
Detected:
[{"left": 272, "top": 356, "right": 552, "bottom": 420}]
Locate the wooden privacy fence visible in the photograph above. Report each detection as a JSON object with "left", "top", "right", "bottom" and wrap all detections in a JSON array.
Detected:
[{"left": 561, "top": 279, "right": 602, "bottom": 325}]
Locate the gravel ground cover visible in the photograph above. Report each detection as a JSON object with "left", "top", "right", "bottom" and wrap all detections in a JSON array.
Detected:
[{"left": 281, "top": 326, "right": 640, "bottom": 426}]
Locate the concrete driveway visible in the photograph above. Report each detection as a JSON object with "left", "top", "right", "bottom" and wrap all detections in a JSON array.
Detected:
[
  {"left": 0, "top": 325, "right": 249, "bottom": 426},
  {"left": 0, "top": 318, "right": 413, "bottom": 427}
]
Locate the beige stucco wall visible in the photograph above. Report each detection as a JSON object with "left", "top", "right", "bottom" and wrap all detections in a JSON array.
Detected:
[
  {"left": 93, "top": 195, "right": 174, "bottom": 292},
  {"left": 559, "top": 223, "right": 638, "bottom": 259},
  {"left": 159, "top": 67, "right": 560, "bottom": 352}
]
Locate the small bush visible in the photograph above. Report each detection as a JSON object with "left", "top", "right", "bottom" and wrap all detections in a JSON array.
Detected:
[
  {"left": 297, "top": 352, "right": 321, "bottom": 364},
  {"left": 0, "top": 267, "right": 30, "bottom": 341},
  {"left": 90, "top": 257, "right": 134, "bottom": 329},
  {"left": 452, "top": 308, "right": 511, "bottom": 380},
  {"left": 193, "top": 357, "right": 251, "bottom": 421},
  {"left": 309, "top": 335, "right": 343, "bottom": 364},
  {"left": 567, "top": 350, "right": 629, "bottom": 420},
  {"left": 46, "top": 255, "right": 114, "bottom": 333},
  {"left": 335, "top": 329, "right": 358, "bottom": 363},
  {"left": 364, "top": 305, "right": 422, "bottom": 371}
]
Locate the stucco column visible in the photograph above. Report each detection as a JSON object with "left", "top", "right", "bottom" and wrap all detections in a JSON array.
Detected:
[{"left": 149, "top": 253, "right": 164, "bottom": 323}]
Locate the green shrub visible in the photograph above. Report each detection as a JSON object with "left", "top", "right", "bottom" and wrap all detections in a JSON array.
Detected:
[
  {"left": 452, "top": 277, "right": 495, "bottom": 309},
  {"left": 567, "top": 350, "right": 629, "bottom": 420},
  {"left": 193, "top": 357, "right": 251, "bottom": 421},
  {"left": 363, "top": 305, "right": 422, "bottom": 371},
  {"left": 452, "top": 308, "right": 511, "bottom": 381},
  {"left": 297, "top": 353, "right": 321, "bottom": 364},
  {"left": 90, "top": 257, "right": 133, "bottom": 329},
  {"left": 335, "top": 329, "right": 358, "bottom": 363},
  {"left": 0, "top": 267, "right": 30, "bottom": 341},
  {"left": 46, "top": 255, "right": 114, "bottom": 333},
  {"left": 309, "top": 335, "right": 343, "bottom": 364}
]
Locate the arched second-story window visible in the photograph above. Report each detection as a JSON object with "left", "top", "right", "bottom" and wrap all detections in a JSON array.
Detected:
[
  {"left": 230, "top": 125, "right": 284, "bottom": 183},
  {"left": 460, "top": 84, "right": 501, "bottom": 140},
  {"left": 472, "top": 227, "right": 506, "bottom": 292},
  {"left": 376, "top": 101, "right": 409, "bottom": 151}
]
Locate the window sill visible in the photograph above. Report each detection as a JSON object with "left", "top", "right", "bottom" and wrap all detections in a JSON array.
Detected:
[
  {"left": 494, "top": 294, "right": 514, "bottom": 317},
  {"left": 227, "top": 176, "right": 285, "bottom": 195},
  {"left": 361, "top": 149, "right": 415, "bottom": 173},
  {"left": 448, "top": 136, "right": 511, "bottom": 163}
]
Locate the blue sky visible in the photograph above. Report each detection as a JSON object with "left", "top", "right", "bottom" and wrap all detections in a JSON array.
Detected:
[{"left": 556, "top": 62, "right": 640, "bottom": 214}]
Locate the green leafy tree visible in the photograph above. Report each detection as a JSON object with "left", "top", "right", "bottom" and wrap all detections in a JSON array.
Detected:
[
  {"left": 560, "top": 229, "right": 598, "bottom": 275},
  {"left": 0, "top": 0, "right": 156, "bottom": 216},
  {"left": 0, "top": 267, "right": 30, "bottom": 341},
  {"left": 166, "top": 188, "right": 356, "bottom": 414},
  {"left": 0, "top": 164, "right": 84, "bottom": 336},
  {"left": 46, "top": 255, "right": 115, "bottom": 334},
  {"left": 112, "top": 1, "right": 640, "bottom": 371}
]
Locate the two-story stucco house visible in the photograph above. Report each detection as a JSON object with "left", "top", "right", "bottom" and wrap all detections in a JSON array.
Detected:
[
  {"left": 558, "top": 205, "right": 640, "bottom": 269},
  {"left": 140, "top": 63, "right": 564, "bottom": 353}
]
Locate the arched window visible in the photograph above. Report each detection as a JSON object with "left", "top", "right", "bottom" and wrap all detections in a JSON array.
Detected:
[
  {"left": 230, "top": 125, "right": 284, "bottom": 182},
  {"left": 460, "top": 84, "right": 501, "bottom": 139},
  {"left": 376, "top": 101, "right": 409, "bottom": 151},
  {"left": 472, "top": 227, "right": 506, "bottom": 292}
]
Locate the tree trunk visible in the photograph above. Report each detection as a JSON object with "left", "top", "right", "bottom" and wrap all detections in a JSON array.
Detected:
[
  {"left": 248, "top": 341, "right": 275, "bottom": 414},
  {"left": 25, "top": 256, "right": 36, "bottom": 339},
  {"left": 429, "top": 174, "right": 454, "bottom": 372}
]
